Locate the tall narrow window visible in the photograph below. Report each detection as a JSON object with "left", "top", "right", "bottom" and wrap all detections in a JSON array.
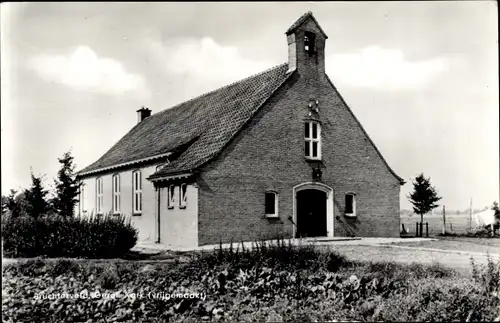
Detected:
[
  {"left": 80, "top": 183, "right": 86, "bottom": 214},
  {"left": 179, "top": 183, "right": 187, "bottom": 208},
  {"left": 167, "top": 185, "right": 175, "bottom": 209},
  {"left": 345, "top": 193, "right": 356, "bottom": 217},
  {"left": 305, "top": 121, "right": 321, "bottom": 160},
  {"left": 265, "top": 191, "right": 278, "bottom": 218},
  {"left": 304, "top": 31, "right": 316, "bottom": 55},
  {"left": 112, "top": 174, "right": 120, "bottom": 214},
  {"left": 132, "top": 170, "right": 142, "bottom": 214},
  {"left": 96, "top": 178, "right": 103, "bottom": 214}
]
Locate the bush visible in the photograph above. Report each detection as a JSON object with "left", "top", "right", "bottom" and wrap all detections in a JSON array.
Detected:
[
  {"left": 437, "top": 226, "right": 500, "bottom": 238},
  {"left": 190, "top": 238, "right": 349, "bottom": 272},
  {"left": 2, "top": 214, "right": 138, "bottom": 258}
]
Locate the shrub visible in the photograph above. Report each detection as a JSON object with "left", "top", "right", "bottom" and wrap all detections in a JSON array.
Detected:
[
  {"left": 2, "top": 214, "right": 138, "bottom": 258},
  {"left": 437, "top": 227, "right": 499, "bottom": 238},
  {"left": 190, "top": 238, "right": 349, "bottom": 272}
]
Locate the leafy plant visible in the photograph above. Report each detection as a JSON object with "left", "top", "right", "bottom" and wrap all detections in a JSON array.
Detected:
[{"left": 2, "top": 244, "right": 500, "bottom": 322}]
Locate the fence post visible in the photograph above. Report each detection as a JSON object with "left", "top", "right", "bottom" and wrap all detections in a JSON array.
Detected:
[
  {"left": 416, "top": 222, "right": 419, "bottom": 237},
  {"left": 442, "top": 205, "right": 446, "bottom": 235},
  {"left": 426, "top": 222, "right": 429, "bottom": 237},
  {"left": 420, "top": 222, "right": 423, "bottom": 237}
]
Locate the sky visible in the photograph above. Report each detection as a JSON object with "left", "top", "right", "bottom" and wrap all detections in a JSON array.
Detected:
[{"left": 1, "top": 2, "right": 498, "bottom": 211}]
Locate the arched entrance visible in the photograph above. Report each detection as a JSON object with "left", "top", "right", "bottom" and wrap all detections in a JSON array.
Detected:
[{"left": 293, "top": 183, "right": 334, "bottom": 238}]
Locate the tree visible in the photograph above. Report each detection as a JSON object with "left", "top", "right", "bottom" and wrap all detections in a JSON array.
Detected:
[
  {"left": 492, "top": 201, "right": 500, "bottom": 220},
  {"left": 52, "top": 151, "right": 79, "bottom": 217},
  {"left": 407, "top": 173, "right": 442, "bottom": 227},
  {"left": 2, "top": 189, "right": 20, "bottom": 218},
  {"left": 24, "top": 173, "right": 49, "bottom": 218}
]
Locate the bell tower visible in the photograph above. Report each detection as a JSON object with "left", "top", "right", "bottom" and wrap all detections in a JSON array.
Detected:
[{"left": 285, "top": 12, "right": 328, "bottom": 77}]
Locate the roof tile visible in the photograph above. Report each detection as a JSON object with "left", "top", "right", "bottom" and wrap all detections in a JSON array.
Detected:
[{"left": 78, "top": 63, "right": 291, "bottom": 177}]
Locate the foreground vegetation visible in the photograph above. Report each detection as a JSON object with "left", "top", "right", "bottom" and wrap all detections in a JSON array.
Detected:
[
  {"left": 3, "top": 241, "right": 499, "bottom": 322},
  {"left": 2, "top": 214, "right": 138, "bottom": 258}
]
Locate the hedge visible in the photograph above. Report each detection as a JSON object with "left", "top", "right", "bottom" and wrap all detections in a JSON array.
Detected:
[{"left": 2, "top": 214, "right": 138, "bottom": 258}]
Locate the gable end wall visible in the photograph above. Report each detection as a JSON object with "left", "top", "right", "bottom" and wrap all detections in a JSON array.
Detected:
[{"left": 196, "top": 67, "right": 401, "bottom": 245}]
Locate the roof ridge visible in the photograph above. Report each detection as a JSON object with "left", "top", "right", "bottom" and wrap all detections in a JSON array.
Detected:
[
  {"left": 285, "top": 11, "right": 328, "bottom": 39},
  {"left": 158, "top": 62, "right": 288, "bottom": 114}
]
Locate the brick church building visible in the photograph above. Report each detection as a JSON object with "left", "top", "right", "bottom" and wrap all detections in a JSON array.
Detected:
[{"left": 76, "top": 12, "right": 405, "bottom": 250}]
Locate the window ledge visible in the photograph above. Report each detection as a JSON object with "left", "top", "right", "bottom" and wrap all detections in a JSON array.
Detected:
[
  {"left": 305, "top": 157, "right": 322, "bottom": 162},
  {"left": 179, "top": 205, "right": 187, "bottom": 209},
  {"left": 167, "top": 206, "right": 174, "bottom": 210},
  {"left": 345, "top": 213, "right": 356, "bottom": 218},
  {"left": 132, "top": 213, "right": 142, "bottom": 216},
  {"left": 265, "top": 214, "right": 279, "bottom": 219},
  {"left": 113, "top": 213, "right": 121, "bottom": 216}
]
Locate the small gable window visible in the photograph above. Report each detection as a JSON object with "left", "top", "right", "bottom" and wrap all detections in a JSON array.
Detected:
[
  {"left": 167, "top": 185, "right": 175, "bottom": 209},
  {"left": 305, "top": 121, "right": 321, "bottom": 160},
  {"left": 345, "top": 193, "right": 356, "bottom": 217},
  {"left": 133, "top": 170, "right": 142, "bottom": 214},
  {"left": 179, "top": 183, "right": 187, "bottom": 209},
  {"left": 304, "top": 31, "right": 316, "bottom": 55},
  {"left": 112, "top": 174, "right": 121, "bottom": 214},
  {"left": 265, "top": 191, "right": 278, "bottom": 218}
]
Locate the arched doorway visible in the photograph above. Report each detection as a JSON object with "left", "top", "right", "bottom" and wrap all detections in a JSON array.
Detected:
[{"left": 293, "top": 183, "right": 334, "bottom": 238}]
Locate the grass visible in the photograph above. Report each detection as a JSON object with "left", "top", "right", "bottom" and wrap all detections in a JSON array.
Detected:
[
  {"left": 437, "top": 235, "right": 500, "bottom": 247},
  {"left": 2, "top": 240, "right": 499, "bottom": 322}
]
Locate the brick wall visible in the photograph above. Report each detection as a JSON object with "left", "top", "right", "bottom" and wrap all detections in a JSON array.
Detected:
[{"left": 196, "top": 17, "right": 402, "bottom": 245}]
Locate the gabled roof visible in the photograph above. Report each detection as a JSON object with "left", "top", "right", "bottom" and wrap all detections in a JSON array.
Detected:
[
  {"left": 285, "top": 11, "right": 328, "bottom": 39},
  {"left": 77, "top": 63, "right": 292, "bottom": 177}
]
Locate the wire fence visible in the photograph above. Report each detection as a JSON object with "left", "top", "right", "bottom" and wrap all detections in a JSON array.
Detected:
[{"left": 400, "top": 214, "right": 480, "bottom": 237}]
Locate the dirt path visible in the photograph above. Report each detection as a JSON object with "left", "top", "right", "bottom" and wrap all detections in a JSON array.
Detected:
[{"left": 324, "top": 244, "right": 499, "bottom": 275}]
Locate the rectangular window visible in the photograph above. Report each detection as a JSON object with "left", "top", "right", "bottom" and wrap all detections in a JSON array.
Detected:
[
  {"left": 167, "top": 185, "right": 175, "bottom": 209},
  {"left": 133, "top": 171, "right": 142, "bottom": 214},
  {"left": 179, "top": 184, "right": 187, "bottom": 208},
  {"left": 96, "top": 178, "right": 103, "bottom": 214},
  {"left": 80, "top": 183, "right": 86, "bottom": 214},
  {"left": 345, "top": 194, "right": 356, "bottom": 216},
  {"left": 112, "top": 174, "right": 120, "bottom": 214},
  {"left": 305, "top": 121, "right": 321, "bottom": 160},
  {"left": 265, "top": 191, "right": 278, "bottom": 217}
]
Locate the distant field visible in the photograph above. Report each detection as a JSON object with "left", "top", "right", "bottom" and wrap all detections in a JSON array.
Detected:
[{"left": 400, "top": 213, "right": 479, "bottom": 236}]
